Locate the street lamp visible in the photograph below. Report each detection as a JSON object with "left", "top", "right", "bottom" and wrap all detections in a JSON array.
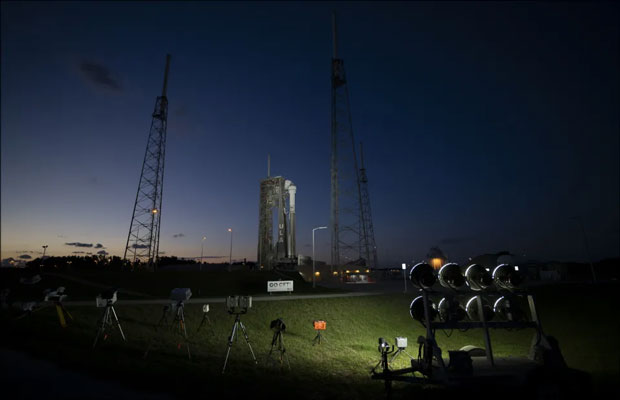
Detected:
[
  {"left": 312, "top": 226, "right": 328, "bottom": 288},
  {"left": 228, "top": 228, "right": 233, "bottom": 272},
  {"left": 41, "top": 245, "right": 48, "bottom": 271},
  {"left": 200, "top": 236, "right": 206, "bottom": 270}
]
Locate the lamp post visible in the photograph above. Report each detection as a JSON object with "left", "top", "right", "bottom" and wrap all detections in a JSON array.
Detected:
[
  {"left": 402, "top": 263, "right": 407, "bottom": 293},
  {"left": 312, "top": 226, "right": 327, "bottom": 288},
  {"left": 228, "top": 228, "right": 233, "bottom": 272},
  {"left": 200, "top": 236, "right": 206, "bottom": 271},
  {"left": 41, "top": 245, "right": 48, "bottom": 272}
]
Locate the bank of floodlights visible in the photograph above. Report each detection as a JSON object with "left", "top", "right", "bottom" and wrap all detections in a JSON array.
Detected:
[
  {"left": 464, "top": 263, "right": 493, "bottom": 291},
  {"left": 438, "top": 263, "right": 466, "bottom": 290},
  {"left": 409, "top": 262, "right": 436, "bottom": 290},
  {"left": 492, "top": 264, "right": 523, "bottom": 291},
  {"left": 437, "top": 296, "right": 466, "bottom": 322},
  {"left": 410, "top": 296, "right": 437, "bottom": 322},
  {"left": 465, "top": 295, "right": 495, "bottom": 322},
  {"left": 493, "top": 295, "right": 525, "bottom": 322}
]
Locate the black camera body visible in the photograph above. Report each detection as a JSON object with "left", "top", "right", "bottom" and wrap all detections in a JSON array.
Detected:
[{"left": 270, "top": 318, "right": 286, "bottom": 332}]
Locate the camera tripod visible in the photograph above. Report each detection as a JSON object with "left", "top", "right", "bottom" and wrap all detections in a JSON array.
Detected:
[
  {"left": 196, "top": 306, "right": 214, "bottom": 335},
  {"left": 93, "top": 302, "right": 126, "bottom": 348},
  {"left": 222, "top": 313, "right": 257, "bottom": 373},
  {"left": 268, "top": 329, "right": 291, "bottom": 369},
  {"left": 312, "top": 330, "right": 327, "bottom": 346},
  {"left": 390, "top": 346, "right": 414, "bottom": 364},
  {"left": 144, "top": 301, "right": 191, "bottom": 360}
]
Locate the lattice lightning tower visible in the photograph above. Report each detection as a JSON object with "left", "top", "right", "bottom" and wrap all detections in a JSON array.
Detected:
[
  {"left": 359, "top": 142, "right": 378, "bottom": 268},
  {"left": 124, "top": 55, "right": 171, "bottom": 270},
  {"left": 330, "top": 15, "right": 376, "bottom": 270}
]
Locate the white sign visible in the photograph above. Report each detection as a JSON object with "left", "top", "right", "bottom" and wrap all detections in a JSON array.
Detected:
[{"left": 267, "top": 280, "right": 294, "bottom": 293}]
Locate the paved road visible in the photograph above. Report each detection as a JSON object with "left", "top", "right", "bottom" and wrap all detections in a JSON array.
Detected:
[{"left": 64, "top": 290, "right": 388, "bottom": 306}]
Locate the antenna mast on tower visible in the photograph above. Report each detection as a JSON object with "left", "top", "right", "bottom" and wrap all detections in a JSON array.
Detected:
[{"left": 124, "top": 54, "right": 171, "bottom": 271}]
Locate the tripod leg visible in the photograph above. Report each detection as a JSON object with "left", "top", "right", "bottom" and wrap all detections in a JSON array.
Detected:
[
  {"left": 111, "top": 306, "right": 126, "bottom": 341},
  {"left": 389, "top": 349, "right": 400, "bottom": 364},
  {"left": 222, "top": 320, "right": 238, "bottom": 373},
  {"left": 238, "top": 321, "right": 257, "bottom": 363},
  {"left": 280, "top": 334, "right": 291, "bottom": 370},
  {"left": 61, "top": 304, "right": 73, "bottom": 321},
  {"left": 93, "top": 308, "right": 108, "bottom": 348},
  {"left": 180, "top": 309, "right": 191, "bottom": 360},
  {"left": 56, "top": 304, "right": 67, "bottom": 328}
]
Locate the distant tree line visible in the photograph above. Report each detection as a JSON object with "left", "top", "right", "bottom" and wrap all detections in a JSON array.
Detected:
[{"left": 24, "top": 255, "right": 196, "bottom": 272}]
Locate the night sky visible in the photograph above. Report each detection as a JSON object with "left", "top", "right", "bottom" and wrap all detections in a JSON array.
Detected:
[{"left": 1, "top": 2, "right": 618, "bottom": 266}]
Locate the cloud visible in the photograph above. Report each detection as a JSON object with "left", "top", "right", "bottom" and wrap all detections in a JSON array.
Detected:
[
  {"left": 79, "top": 61, "right": 122, "bottom": 91},
  {"left": 131, "top": 244, "right": 149, "bottom": 249},
  {"left": 19, "top": 254, "right": 32, "bottom": 259},
  {"left": 65, "top": 242, "right": 93, "bottom": 248},
  {"left": 97, "top": 250, "right": 109, "bottom": 255},
  {"left": 72, "top": 251, "right": 86, "bottom": 254},
  {"left": 95, "top": 243, "right": 105, "bottom": 249},
  {"left": 173, "top": 233, "right": 185, "bottom": 238}
]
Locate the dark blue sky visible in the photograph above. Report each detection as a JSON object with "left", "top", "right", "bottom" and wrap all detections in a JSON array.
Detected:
[{"left": 1, "top": 1, "right": 618, "bottom": 265}]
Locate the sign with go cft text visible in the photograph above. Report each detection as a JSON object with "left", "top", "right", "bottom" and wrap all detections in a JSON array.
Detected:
[{"left": 267, "top": 280, "right": 294, "bottom": 293}]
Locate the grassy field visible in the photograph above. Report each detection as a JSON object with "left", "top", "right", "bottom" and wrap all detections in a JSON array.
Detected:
[{"left": 0, "top": 269, "right": 617, "bottom": 400}]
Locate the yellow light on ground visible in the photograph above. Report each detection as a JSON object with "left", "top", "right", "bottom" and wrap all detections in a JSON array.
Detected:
[
  {"left": 345, "top": 270, "right": 350, "bottom": 273},
  {"left": 366, "top": 269, "right": 370, "bottom": 273},
  {"left": 355, "top": 269, "right": 360, "bottom": 273},
  {"left": 314, "top": 271, "right": 320, "bottom": 276},
  {"left": 332, "top": 271, "right": 338, "bottom": 276}
]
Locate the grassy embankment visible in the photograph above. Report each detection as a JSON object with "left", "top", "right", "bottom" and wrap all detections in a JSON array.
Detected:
[{"left": 0, "top": 269, "right": 617, "bottom": 400}]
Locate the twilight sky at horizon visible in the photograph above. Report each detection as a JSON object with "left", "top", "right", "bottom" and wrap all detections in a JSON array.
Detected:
[{"left": 1, "top": 2, "right": 618, "bottom": 266}]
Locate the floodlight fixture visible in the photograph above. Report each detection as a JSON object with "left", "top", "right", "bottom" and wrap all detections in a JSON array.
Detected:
[
  {"left": 438, "top": 263, "right": 466, "bottom": 290},
  {"left": 438, "top": 296, "right": 466, "bottom": 322},
  {"left": 465, "top": 295, "right": 494, "bottom": 321},
  {"left": 493, "top": 295, "right": 525, "bottom": 322},
  {"left": 409, "top": 262, "right": 436, "bottom": 290},
  {"left": 410, "top": 295, "right": 437, "bottom": 322},
  {"left": 464, "top": 263, "right": 494, "bottom": 291},
  {"left": 492, "top": 264, "right": 523, "bottom": 291},
  {"left": 395, "top": 336, "right": 408, "bottom": 349},
  {"left": 226, "top": 295, "right": 252, "bottom": 314}
]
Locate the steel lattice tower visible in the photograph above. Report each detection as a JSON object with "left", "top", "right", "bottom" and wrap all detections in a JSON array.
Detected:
[
  {"left": 359, "top": 142, "right": 378, "bottom": 269},
  {"left": 124, "top": 54, "right": 171, "bottom": 270},
  {"left": 330, "top": 15, "right": 370, "bottom": 271}
]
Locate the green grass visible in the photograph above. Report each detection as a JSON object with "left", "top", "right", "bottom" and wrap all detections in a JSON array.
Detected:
[{"left": 0, "top": 272, "right": 617, "bottom": 400}]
